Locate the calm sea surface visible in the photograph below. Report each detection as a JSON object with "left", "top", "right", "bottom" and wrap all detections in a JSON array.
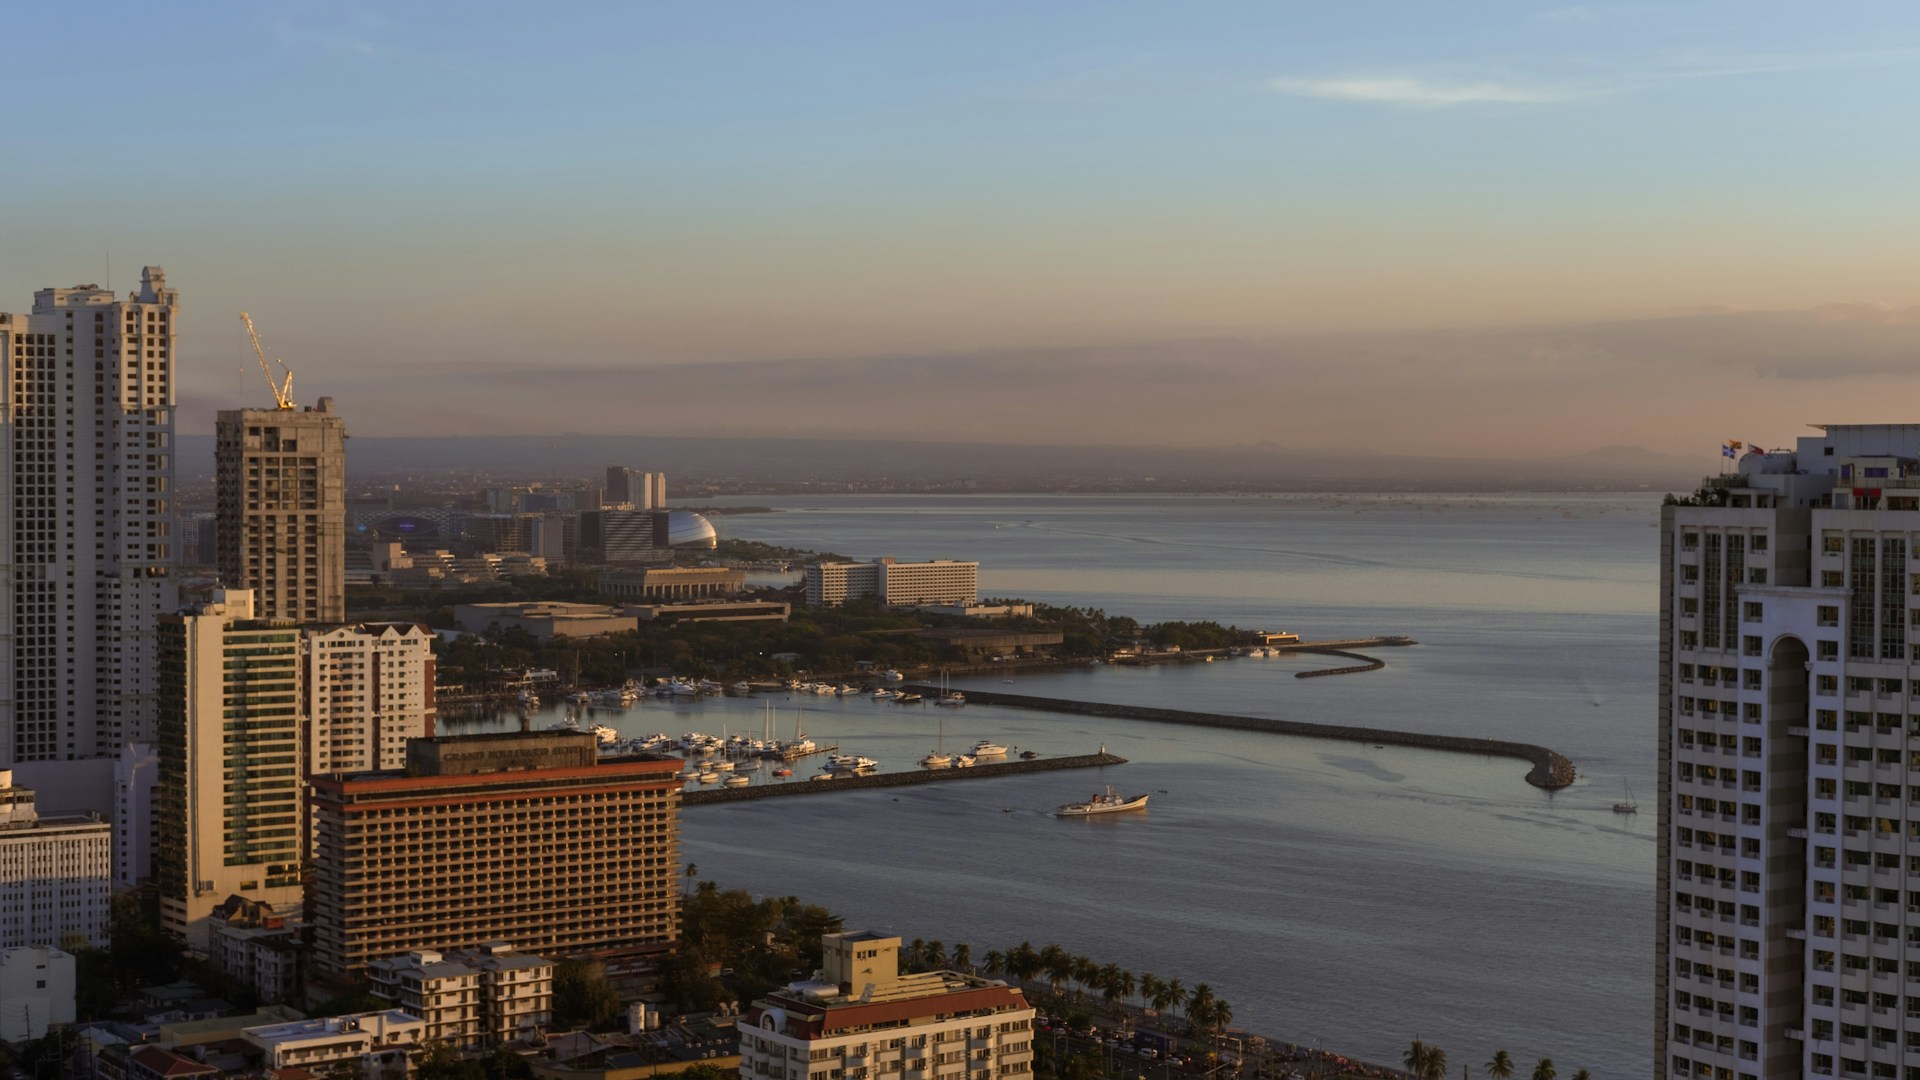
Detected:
[{"left": 484, "top": 493, "right": 1663, "bottom": 1075}]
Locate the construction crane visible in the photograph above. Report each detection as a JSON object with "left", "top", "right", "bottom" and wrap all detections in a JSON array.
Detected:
[{"left": 238, "top": 311, "right": 296, "bottom": 410}]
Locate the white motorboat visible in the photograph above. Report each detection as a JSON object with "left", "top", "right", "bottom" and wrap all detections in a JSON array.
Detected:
[
  {"left": 920, "top": 751, "right": 953, "bottom": 768},
  {"left": 589, "top": 724, "right": 620, "bottom": 744},
  {"left": 970, "top": 740, "right": 1008, "bottom": 757},
  {"left": 953, "top": 754, "right": 976, "bottom": 768},
  {"left": 1055, "top": 786, "right": 1150, "bottom": 817},
  {"left": 724, "top": 773, "right": 751, "bottom": 787}
]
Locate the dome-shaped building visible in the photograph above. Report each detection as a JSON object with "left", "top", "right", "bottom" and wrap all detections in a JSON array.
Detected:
[{"left": 665, "top": 510, "right": 718, "bottom": 550}]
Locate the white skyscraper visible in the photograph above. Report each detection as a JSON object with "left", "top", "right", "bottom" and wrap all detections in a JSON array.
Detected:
[
  {"left": 0, "top": 268, "right": 178, "bottom": 765},
  {"left": 1659, "top": 424, "right": 1920, "bottom": 1080}
]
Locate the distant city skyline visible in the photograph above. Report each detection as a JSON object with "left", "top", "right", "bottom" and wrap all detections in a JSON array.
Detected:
[{"left": 4, "top": 2, "right": 1917, "bottom": 453}]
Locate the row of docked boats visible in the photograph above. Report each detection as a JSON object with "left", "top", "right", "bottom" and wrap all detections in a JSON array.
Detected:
[{"left": 919, "top": 738, "right": 1007, "bottom": 768}]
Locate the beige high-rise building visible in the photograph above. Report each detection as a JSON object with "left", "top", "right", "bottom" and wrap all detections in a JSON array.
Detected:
[
  {"left": 155, "top": 590, "right": 436, "bottom": 949},
  {"left": 0, "top": 267, "right": 179, "bottom": 765},
  {"left": 308, "top": 731, "right": 682, "bottom": 979},
  {"left": 216, "top": 401, "right": 347, "bottom": 624}
]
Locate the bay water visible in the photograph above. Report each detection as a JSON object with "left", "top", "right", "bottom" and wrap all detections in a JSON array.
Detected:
[{"left": 546, "top": 493, "right": 1660, "bottom": 1074}]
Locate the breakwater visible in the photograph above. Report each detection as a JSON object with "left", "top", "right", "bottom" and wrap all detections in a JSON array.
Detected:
[
  {"left": 906, "top": 687, "right": 1576, "bottom": 790},
  {"left": 1291, "top": 648, "right": 1386, "bottom": 679},
  {"left": 682, "top": 751, "right": 1126, "bottom": 805}
]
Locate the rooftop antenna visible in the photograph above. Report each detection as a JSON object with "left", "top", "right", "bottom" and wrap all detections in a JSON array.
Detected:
[{"left": 237, "top": 311, "right": 297, "bottom": 409}]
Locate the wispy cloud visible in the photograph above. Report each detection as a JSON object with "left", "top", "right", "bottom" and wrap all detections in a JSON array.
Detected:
[
  {"left": 1270, "top": 76, "right": 1575, "bottom": 107},
  {"left": 1275, "top": 47, "right": 1920, "bottom": 109}
]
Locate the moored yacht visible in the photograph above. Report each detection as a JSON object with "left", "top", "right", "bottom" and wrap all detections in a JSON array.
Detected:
[{"left": 970, "top": 740, "right": 1008, "bottom": 757}]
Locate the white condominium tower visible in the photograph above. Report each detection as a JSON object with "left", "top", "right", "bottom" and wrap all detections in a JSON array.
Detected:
[
  {"left": 0, "top": 268, "right": 178, "bottom": 765},
  {"left": 1660, "top": 424, "right": 1920, "bottom": 1080}
]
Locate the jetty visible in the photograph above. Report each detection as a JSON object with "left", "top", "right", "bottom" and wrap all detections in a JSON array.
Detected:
[
  {"left": 682, "top": 750, "right": 1126, "bottom": 805},
  {"left": 901, "top": 687, "right": 1575, "bottom": 790}
]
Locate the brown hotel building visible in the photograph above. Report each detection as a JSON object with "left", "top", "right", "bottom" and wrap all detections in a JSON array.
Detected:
[{"left": 308, "top": 731, "right": 681, "bottom": 978}]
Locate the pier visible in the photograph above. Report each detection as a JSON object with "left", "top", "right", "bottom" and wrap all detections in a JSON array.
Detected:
[
  {"left": 682, "top": 750, "right": 1127, "bottom": 805},
  {"left": 902, "top": 687, "right": 1576, "bottom": 790}
]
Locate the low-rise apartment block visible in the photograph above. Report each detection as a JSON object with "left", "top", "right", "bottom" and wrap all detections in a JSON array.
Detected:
[
  {"left": 309, "top": 732, "right": 682, "bottom": 979},
  {"left": 209, "top": 894, "right": 306, "bottom": 1005},
  {"left": 369, "top": 942, "right": 554, "bottom": 1049},
  {"left": 739, "top": 932, "right": 1034, "bottom": 1080},
  {"left": 242, "top": 1010, "right": 424, "bottom": 1076}
]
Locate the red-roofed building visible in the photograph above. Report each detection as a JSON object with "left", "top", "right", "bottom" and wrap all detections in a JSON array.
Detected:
[
  {"left": 128, "top": 1046, "right": 220, "bottom": 1080},
  {"left": 739, "top": 933, "right": 1034, "bottom": 1080}
]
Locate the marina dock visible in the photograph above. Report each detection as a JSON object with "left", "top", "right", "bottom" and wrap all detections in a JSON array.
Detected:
[
  {"left": 682, "top": 750, "right": 1127, "bottom": 805},
  {"left": 902, "top": 687, "right": 1576, "bottom": 789}
]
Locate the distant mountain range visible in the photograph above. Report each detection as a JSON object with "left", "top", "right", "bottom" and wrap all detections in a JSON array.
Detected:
[{"left": 175, "top": 433, "right": 1707, "bottom": 491}]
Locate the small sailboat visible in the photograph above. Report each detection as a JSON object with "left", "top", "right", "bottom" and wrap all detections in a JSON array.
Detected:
[
  {"left": 1613, "top": 781, "right": 1638, "bottom": 815},
  {"left": 921, "top": 712, "right": 952, "bottom": 767}
]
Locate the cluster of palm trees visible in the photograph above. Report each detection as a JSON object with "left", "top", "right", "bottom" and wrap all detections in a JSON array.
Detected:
[
  {"left": 951, "top": 941, "right": 1235, "bottom": 1036},
  {"left": 1406, "top": 1042, "right": 1592, "bottom": 1080},
  {"left": 906, "top": 939, "right": 1233, "bottom": 1036}
]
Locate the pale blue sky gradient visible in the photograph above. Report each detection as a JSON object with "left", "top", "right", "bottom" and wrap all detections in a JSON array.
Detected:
[{"left": 3, "top": 2, "right": 1919, "bottom": 447}]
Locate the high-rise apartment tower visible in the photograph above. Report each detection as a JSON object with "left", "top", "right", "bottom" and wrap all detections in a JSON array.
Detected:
[
  {"left": 1658, "top": 424, "right": 1920, "bottom": 1080},
  {"left": 155, "top": 590, "right": 435, "bottom": 948},
  {"left": 0, "top": 268, "right": 179, "bottom": 765},
  {"left": 216, "top": 401, "right": 347, "bottom": 624}
]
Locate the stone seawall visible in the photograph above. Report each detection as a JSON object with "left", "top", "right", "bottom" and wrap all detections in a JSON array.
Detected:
[
  {"left": 1291, "top": 648, "right": 1386, "bottom": 678},
  {"left": 682, "top": 751, "right": 1127, "bottom": 805},
  {"left": 908, "top": 687, "right": 1576, "bottom": 790}
]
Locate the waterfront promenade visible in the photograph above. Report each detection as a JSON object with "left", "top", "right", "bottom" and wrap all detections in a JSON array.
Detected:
[
  {"left": 681, "top": 749, "right": 1126, "bottom": 805},
  {"left": 904, "top": 686, "right": 1576, "bottom": 789}
]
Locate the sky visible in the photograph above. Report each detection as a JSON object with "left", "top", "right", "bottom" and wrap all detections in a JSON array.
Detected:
[{"left": 3, "top": 1, "right": 1920, "bottom": 454}]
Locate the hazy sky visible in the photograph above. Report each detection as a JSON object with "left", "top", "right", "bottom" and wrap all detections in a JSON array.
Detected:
[{"left": 4, "top": 2, "right": 1919, "bottom": 453}]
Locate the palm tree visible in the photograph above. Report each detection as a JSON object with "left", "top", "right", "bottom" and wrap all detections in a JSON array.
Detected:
[
  {"left": 924, "top": 940, "right": 947, "bottom": 972},
  {"left": 1097, "top": 963, "right": 1124, "bottom": 1007},
  {"left": 1423, "top": 1047, "right": 1447, "bottom": 1080},
  {"left": 1009, "top": 943, "right": 1042, "bottom": 984},
  {"left": 684, "top": 863, "right": 698, "bottom": 895},
  {"left": 1138, "top": 973, "right": 1163, "bottom": 1014},
  {"left": 1486, "top": 1050, "right": 1514, "bottom": 1080},
  {"left": 1405, "top": 1041, "right": 1432, "bottom": 1079},
  {"left": 1115, "top": 969, "right": 1136, "bottom": 1013},
  {"left": 1184, "top": 983, "right": 1218, "bottom": 1035},
  {"left": 907, "top": 939, "right": 927, "bottom": 973},
  {"left": 1209, "top": 998, "right": 1231, "bottom": 1033},
  {"left": 951, "top": 943, "right": 972, "bottom": 973},
  {"left": 983, "top": 949, "right": 1006, "bottom": 978},
  {"left": 1530, "top": 1060, "right": 1555, "bottom": 1080},
  {"left": 1070, "top": 956, "right": 1098, "bottom": 1002},
  {"left": 1569, "top": 1071, "right": 1590, "bottom": 1080},
  {"left": 1162, "top": 978, "right": 1186, "bottom": 1016},
  {"left": 1039, "top": 945, "right": 1072, "bottom": 995}
]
